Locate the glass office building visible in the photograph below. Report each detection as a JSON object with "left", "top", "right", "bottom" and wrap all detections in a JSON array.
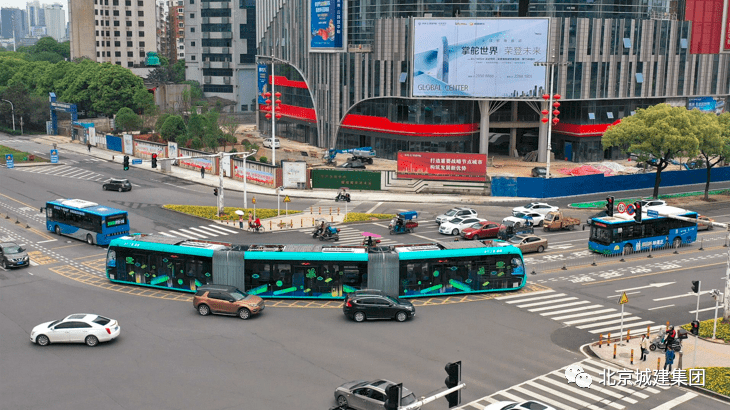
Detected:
[{"left": 256, "top": 0, "right": 730, "bottom": 162}]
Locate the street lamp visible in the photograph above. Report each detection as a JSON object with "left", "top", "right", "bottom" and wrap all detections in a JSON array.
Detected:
[
  {"left": 276, "top": 186, "right": 284, "bottom": 216},
  {"left": 240, "top": 148, "right": 257, "bottom": 208},
  {"left": 1, "top": 99, "right": 15, "bottom": 131},
  {"left": 263, "top": 56, "right": 281, "bottom": 167},
  {"left": 534, "top": 60, "right": 570, "bottom": 179}
]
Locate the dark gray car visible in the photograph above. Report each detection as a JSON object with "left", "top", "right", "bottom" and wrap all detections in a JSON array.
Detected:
[
  {"left": 335, "top": 379, "right": 419, "bottom": 410},
  {"left": 103, "top": 178, "right": 132, "bottom": 192},
  {"left": 0, "top": 242, "right": 29, "bottom": 269}
]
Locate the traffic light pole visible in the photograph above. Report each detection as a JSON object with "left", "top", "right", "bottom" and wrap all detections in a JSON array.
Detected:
[
  {"left": 218, "top": 152, "right": 225, "bottom": 216},
  {"left": 398, "top": 383, "right": 466, "bottom": 410}
]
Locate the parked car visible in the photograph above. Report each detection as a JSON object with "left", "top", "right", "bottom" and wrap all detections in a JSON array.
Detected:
[
  {"left": 435, "top": 207, "right": 478, "bottom": 225},
  {"left": 531, "top": 167, "right": 547, "bottom": 178},
  {"left": 512, "top": 202, "right": 559, "bottom": 216},
  {"left": 461, "top": 221, "right": 501, "bottom": 240},
  {"left": 0, "top": 241, "right": 29, "bottom": 269},
  {"left": 697, "top": 215, "right": 714, "bottom": 231},
  {"left": 438, "top": 217, "right": 484, "bottom": 236},
  {"left": 30, "top": 313, "right": 120, "bottom": 347},
  {"left": 102, "top": 178, "right": 132, "bottom": 192},
  {"left": 262, "top": 138, "right": 281, "bottom": 148},
  {"left": 503, "top": 212, "right": 544, "bottom": 227},
  {"left": 343, "top": 293, "right": 415, "bottom": 322},
  {"left": 193, "top": 284, "right": 265, "bottom": 320},
  {"left": 637, "top": 199, "right": 666, "bottom": 209},
  {"left": 335, "top": 379, "right": 419, "bottom": 410},
  {"left": 339, "top": 160, "right": 367, "bottom": 169},
  {"left": 507, "top": 234, "right": 548, "bottom": 253},
  {"left": 484, "top": 400, "right": 557, "bottom": 410}
]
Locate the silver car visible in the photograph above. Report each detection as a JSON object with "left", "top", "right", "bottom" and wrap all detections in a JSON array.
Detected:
[{"left": 335, "top": 379, "right": 419, "bottom": 410}]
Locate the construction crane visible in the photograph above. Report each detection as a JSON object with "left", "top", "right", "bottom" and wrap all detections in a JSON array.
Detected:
[{"left": 325, "top": 147, "right": 376, "bottom": 165}]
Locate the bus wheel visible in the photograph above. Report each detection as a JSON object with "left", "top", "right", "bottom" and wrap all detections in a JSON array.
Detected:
[
  {"left": 86, "top": 234, "right": 94, "bottom": 245},
  {"left": 54, "top": 226, "right": 61, "bottom": 235},
  {"left": 673, "top": 237, "right": 682, "bottom": 248},
  {"left": 623, "top": 244, "right": 633, "bottom": 255}
]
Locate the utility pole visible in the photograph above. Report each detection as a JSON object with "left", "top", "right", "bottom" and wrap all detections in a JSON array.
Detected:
[
  {"left": 725, "top": 230, "right": 730, "bottom": 320},
  {"left": 1, "top": 99, "right": 15, "bottom": 131}
]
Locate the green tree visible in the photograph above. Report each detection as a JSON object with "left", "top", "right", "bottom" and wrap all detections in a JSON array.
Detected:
[
  {"left": 27, "top": 51, "right": 64, "bottom": 63},
  {"left": 187, "top": 114, "right": 208, "bottom": 139},
  {"left": 696, "top": 112, "right": 730, "bottom": 200},
  {"left": 159, "top": 115, "right": 186, "bottom": 142},
  {"left": 133, "top": 87, "right": 156, "bottom": 115},
  {"left": 32, "top": 37, "right": 70, "bottom": 59},
  {"left": 602, "top": 104, "right": 700, "bottom": 199},
  {"left": 190, "top": 136, "right": 203, "bottom": 150},
  {"left": 115, "top": 107, "right": 143, "bottom": 132},
  {"left": 0, "top": 82, "right": 52, "bottom": 131},
  {"left": 218, "top": 134, "right": 238, "bottom": 151},
  {"left": 155, "top": 112, "right": 171, "bottom": 133}
]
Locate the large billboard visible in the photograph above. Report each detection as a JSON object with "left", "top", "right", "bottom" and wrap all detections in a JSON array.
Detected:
[
  {"left": 309, "top": 0, "right": 345, "bottom": 52},
  {"left": 412, "top": 18, "right": 549, "bottom": 98},
  {"left": 397, "top": 152, "right": 487, "bottom": 182}
]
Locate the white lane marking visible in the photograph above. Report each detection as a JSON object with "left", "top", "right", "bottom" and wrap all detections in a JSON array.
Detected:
[
  {"left": 563, "top": 312, "right": 624, "bottom": 325},
  {"left": 649, "top": 392, "right": 697, "bottom": 410},
  {"left": 516, "top": 297, "right": 578, "bottom": 308},
  {"left": 29, "top": 260, "right": 39, "bottom": 266},
  {"left": 166, "top": 230, "right": 187, "bottom": 237},
  {"left": 175, "top": 228, "right": 205, "bottom": 238},
  {"left": 511, "top": 385, "right": 580, "bottom": 410},
  {"left": 496, "top": 290, "right": 555, "bottom": 300},
  {"left": 648, "top": 304, "right": 675, "bottom": 310},
  {"left": 365, "top": 202, "right": 383, "bottom": 214},
  {"left": 607, "top": 291, "right": 641, "bottom": 298},
  {"left": 206, "top": 224, "right": 238, "bottom": 234},
  {"left": 158, "top": 232, "right": 175, "bottom": 237},
  {"left": 653, "top": 290, "right": 712, "bottom": 301},
  {"left": 529, "top": 301, "right": 591, "bottom": 313},
  {"left": 689, "top": 307, "right": 716, "bottom": 313},
  {"left": 588, "top": 321, "right": 654, "bottom": 334},
  {"left": 187, "top": 227, "right": 218, "bottom": 236},
  {"left": 36, "top": 239, "right": 57, "bottom": 243},
  {"left": 576, "top": 316, "right": 643, "bottom": 329},
  {"left": 195, "top": 225, "right": 234, "bottom": 235},
  {"left": 552, "top": 308, "right": 617, "bottom": 321},
  {"left": 504, "top": 292, "right": 563, "bottom": 304}
]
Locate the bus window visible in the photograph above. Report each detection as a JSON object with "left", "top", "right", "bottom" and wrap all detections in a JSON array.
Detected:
[
  {"left": 273, "top": 263, "right": 292, "bottom": 289},
  {"left": 107, "top": 249, "right": 116, "bottom": 268}
]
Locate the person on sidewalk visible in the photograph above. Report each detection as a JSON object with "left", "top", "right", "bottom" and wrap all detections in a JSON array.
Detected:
[
  {"left": 239, "top": 214, "right": 244, "bottom": 229},
  {"left": 247, "top": 211, "right": 253, "bottom": 228},
  {"left": 201, "top": 166, "right": 205, "bottom": 179},
  {"left": 87, "top": 142, "right": 92, "bottom": 152},
  {"left": 664, "top": 325, "right": 676, "bottom": 351},
  {"left": 640, "top": 335, "right": 649, "bottom": 361},
  {"left": 664, "top": 349, "right": 675, "bottom": 372}
]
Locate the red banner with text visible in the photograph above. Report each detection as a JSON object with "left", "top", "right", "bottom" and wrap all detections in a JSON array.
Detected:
[{"left": 397, "top": 152, "right": 488, "bottom": 182}]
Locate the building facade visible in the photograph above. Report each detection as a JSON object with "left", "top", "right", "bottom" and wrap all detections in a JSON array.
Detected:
[
  {"left": 44, "top": 3, "right": 66, "bottom": 41},
  {"left": 256, "top": 0, "right": 730, "bottom": 162},
  {"left": 184, "top": 0, "right": 257, "bottom": 112},
  {"left": 1, "top": 8, "right": 27, "bottom": 41},
  {"left": 70, "top": 0, "right": 158, "bottom": 68}
]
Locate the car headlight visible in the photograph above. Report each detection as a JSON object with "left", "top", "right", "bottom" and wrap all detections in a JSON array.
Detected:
[
  {"left": 405, "top": 306, "right": 414, "bottom": 310},
  {"left": 24, "top": 256, "right": 29, "bottom": 261}
]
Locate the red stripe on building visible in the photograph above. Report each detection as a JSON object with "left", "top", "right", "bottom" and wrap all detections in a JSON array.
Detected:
[
  {"left": 270, "top": 76, "right": 308, "bottom": 89},
  {"left": 685, "top": 0, "right": 725, "bottom": 54},
  {"left": 260, "top": 104, "right": 317, "bottom": 122},
  {"left": 551, "top": 120, "right": 622, "bottom": 137},
  {"left": 341, "top": 114, "right": 479, "bottom": 137}
]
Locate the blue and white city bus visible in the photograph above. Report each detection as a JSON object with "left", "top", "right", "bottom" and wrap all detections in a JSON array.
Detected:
[
  {"left": 588, "top": 207, "right": 698, "bottom": 255},
  {"left": 43, "top": 199, "right": 130, "bottom": 245}
]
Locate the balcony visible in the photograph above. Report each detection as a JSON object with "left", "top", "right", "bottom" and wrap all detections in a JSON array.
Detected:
[
  {"left": 221, "top": 47, "right": 229, "bottom": 53},
  {"left": 204, "top": 76, "right": 212, "bottom": 83},
  {"left": 202, "top": 32, "right": 210, "bottom": 39},
  {"left": 223, "top": 76, "right": 230, "bottom": 84},
  {"left": 203, "top": 61, "right": 210, "bottom": 68},
  {"left": 202, "top": 47, "right": 210, "bottom": 53},
  {"left": 202, "top": 17, "right": 209, "bottom": 24}
]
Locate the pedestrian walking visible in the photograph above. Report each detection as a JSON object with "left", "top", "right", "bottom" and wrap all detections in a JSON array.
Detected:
[
  {"left": 640, "top": 335, "right": 649, "bottom": 361},
  {"left": 87, "top": 142, "right": 92, "bottom": 152},
  {"left": 664, "top": 349, "right": 675, "bottom": 372},
  {"left": 201, "top": 166, "right": 205, "bottom": 179},
  {"left": 247, "top": 211, "right": 253, "bottom": 228},
  {"left": 239, "top": 214, "right": 244, "bottom": 229}
]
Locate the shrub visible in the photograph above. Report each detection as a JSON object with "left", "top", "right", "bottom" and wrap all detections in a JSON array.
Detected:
[
  {"left": 163, "top": 205, "right": 301, "bottom": 221},
  {"left": 258, "top": 156, "right": 268, "bottom": 163},
  {"left": 344, "top": 213, "right": 395, "bottom": 223},
  {"left": 674, "top": 368, "right": 730, "bottom": 396},
  {"left": 680, "top": 318, "right": 730, "bottom": 342}
]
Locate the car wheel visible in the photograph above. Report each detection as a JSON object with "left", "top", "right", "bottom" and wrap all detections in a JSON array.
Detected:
[
  {"left": 708, "top": 224, "right": 714, "bottom": 231},
  {"left": 353, "top": 311, "right": 366, "bottom": 322},
  {"left": 102, "top": 185, "right": 107, "bottom": 191},
  {"left": 336, "top": 395, "right": 349, "bottom": 408},
  {"left": 537, "top": 245, "right": 545, "bottom": 253},
  {"left": 0, "top": 259, "right": 6, "bottom": 269},
  {"left": 395, "top": 311, "right": 408, "bottom": 322},
  {"left": 118, "top": 188, "right": 123, "bottom": 192},
  {"left": 543, "top": 226, "right": 550, "bottom": 232},
  {"left": 238, "top": 308, "right": 251, "bottom": 320},
  {"left": 452, "top": 229, "right": 459, "bottom": 236},
  {"left": 85, "top": 335, "right": 99, "bottom": 347},
  {"left": 537, "top": 220, "right": 543, "bottom": 227},
  {"left": 649, "top": 344, "right": 656, "bottom": 351},
  {"left": 86, "top": 234, "right": 94, "bottom": 245},
  {"left": 319, "top": 236, "right": 324, "bottom": 241},
  {"left": 515, "top": 222, "right": 522, "bottom": 228},
  {"left": 36, "top": 334, "right": 50, "bottom": 346},
  {"left": 54, "top": 225, "right": 61, "bottom": 235},
  {"left": 198, "top": 304, "right": 210, "bottom": 316}
]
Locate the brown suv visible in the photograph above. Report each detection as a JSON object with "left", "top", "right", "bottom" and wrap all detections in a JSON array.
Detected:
[{"left": 193, "top": 285, "right": 265, "bottom": 320}]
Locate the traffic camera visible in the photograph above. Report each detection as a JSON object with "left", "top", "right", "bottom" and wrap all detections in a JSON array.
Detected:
[
  {"left": 383, "top": 383, "right": 401, "bottom": 410},
  {"left": 633, "top": 202, "right": 642, "bottom": 223},
  {"left": 444, "top": 361, "right": 461, "bottom": 408},
  {"left": 123, "top": 155, "right": 129, "bottom": 171},
  {"left": 151, "top": 154, "right": 157, "bottom": 168},
  {"left": 605, "top": 196, "right": 614, "bottom": 217},
  {"left": 213, "top": 188, "right": 218, "bottom": 196}
]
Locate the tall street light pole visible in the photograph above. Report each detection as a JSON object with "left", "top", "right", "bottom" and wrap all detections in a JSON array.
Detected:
[
  {"left": 1, "top": 99, "right": 15, "bottom": 131},
  {"left": 534, "top": 59, "right": 570, "bottom": 179},
  {"left": 241, "top": 149, "right": 257, "bottom": 208}
]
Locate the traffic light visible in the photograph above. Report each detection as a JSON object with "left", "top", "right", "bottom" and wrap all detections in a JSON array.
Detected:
[
  {"left": 633, "top": 202, "right": 642, "bottom": 223},
  {"left": 151, "top": 153, "right": 157, "bottom": 168},
  {"left": 444, "top": 361, "right": 461, "bottom": 408},
  {"left": 383, "top": 383, "right": 401, "bottom": 410},
  {"left": 606, "top": 196, "right": 614, "bottom": 217},
  {"left": 123, "top": 155, "right": 129, "bottom": 171},
  {"left": 213, "top": 188, "right": 218, "bottom": 196},
  {"left": 691, "top": 280, "right": 700, "bottom": 294}
]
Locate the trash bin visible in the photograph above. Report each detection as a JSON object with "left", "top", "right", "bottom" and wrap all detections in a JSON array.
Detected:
[{"left": 691, "top": 320, "right": 700, "bottom": 336}]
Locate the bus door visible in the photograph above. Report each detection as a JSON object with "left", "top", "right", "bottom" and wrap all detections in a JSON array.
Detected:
[{"left": 171, "top": 260, "right": 187, "bottom": 290}]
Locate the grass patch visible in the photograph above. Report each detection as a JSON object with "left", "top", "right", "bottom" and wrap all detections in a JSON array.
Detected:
[
  {"left": 0, "top": 145, "right": 48, "bottom": 163},
  {"left": 344, "top": 213, "right": 395, "bottom": 223},
  {"left": 680, "top": 318, "right": 730, "bottom": 343},
  {"left": 674, "top": 367, "right": 730, "bottom": 396},
  {"left": 163, "top": 205, "right": 301, "bottom": 220}
]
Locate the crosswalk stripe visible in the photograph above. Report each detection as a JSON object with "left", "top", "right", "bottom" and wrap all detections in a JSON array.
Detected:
[
  {"left": 517, "top": 296, "right": 578, "bottom": 308},
  {"left": 549, "top": 370, "right": 637, "bottom": 404},
  {"left": 166, "top": 230, "right": 186, "bottom": 237},
  {"left": 496, "top": 289, "right": 555, "bottom": 300},
  {"left": 580, "top": 363, "right": 650, "bottom": 398},
  {"left": 195, "top": 225, "right": 231, "bottom": 235},
  {"left": 505, "top": 292, "right": 563, "bottom": 304},
  {"left": 650, "top": 392, "right": 698, "bottom": 410},
  {"left": 540, "top": 304, "right": 602, "bottom": 316},
  {"left": 529, "top": 300, "right": 591, "bottom": 312},
  {"left": 175, "top": 228, "right": 205, "bottom": 238},
  {"left": 552, "top": 308, "right": 616, "bottom": 321},
  {"left": 512, "top": 385, "right": 580, "bottom": 410},
  {"left": 187, "top": 227, "right": 218, "bottom": 236},
  {"left": 158, "top": 232, "right": 176, "bottom": 237},
  {"left": 207, "top": 224, "right": 238, "bottom": 234},
  {"left": 588, "top": 321, "right": 654, "bottom": 334},
  {"left": 562, "top": 312, "right": 624, "bottom": 325},
  {"left": 492, "top": 391, "right": 525, "bottom": 403},
  {"left": 576, "top": 316, "right": 643, "bottom": 329},
  {"left": 538, "top": 375, "right": 624, "bottom": 409}
]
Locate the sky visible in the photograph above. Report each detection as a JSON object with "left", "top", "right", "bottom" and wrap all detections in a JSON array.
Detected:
[{"left": 3, "top": 0, "right": 70, "bottom": 25}]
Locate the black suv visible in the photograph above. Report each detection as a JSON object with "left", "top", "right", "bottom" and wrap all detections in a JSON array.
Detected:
[
  {"left": 0, "top": 242, "right": 29, "bottom": 269},
  {"left": 103, "top": 178, "right": 132, "bottom": 192},
  {"left": 343, "top": 292, "right": 415, "bottom": 323}
]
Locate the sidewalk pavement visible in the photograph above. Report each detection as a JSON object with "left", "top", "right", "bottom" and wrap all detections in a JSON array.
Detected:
[{"left": 31, "top": 135, "right": 532, "bottom": 205}]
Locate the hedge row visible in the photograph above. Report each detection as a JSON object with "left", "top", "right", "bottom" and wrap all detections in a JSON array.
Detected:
[
  {"left": 163, "top": 205, "right": 301, "bottom": 220},
  {"left": 344, "top": 213, "right": 395, "bottom": 223},
  {"left": 680, "top": 318, "right": 730, "bottom": 343}
]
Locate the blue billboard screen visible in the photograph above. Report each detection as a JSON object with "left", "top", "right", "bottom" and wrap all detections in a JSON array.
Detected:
[{"left": 310, "top": 0, "right": 344, "bottom": 51}]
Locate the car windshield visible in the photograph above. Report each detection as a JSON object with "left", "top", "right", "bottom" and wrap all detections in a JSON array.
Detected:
[
  {"left": 445, "top": 210, "right": 458, "bottom": 216},
  {"left": 401, "top": 393, "right": 417, "bottom": 406},
  {"left": 2, "top": 245, "right": 22, "bottom": 253},
  {"left": 514, "top": 213, "right": 530, "bottom": 219},
  {"left": 470, "top": 222, "right": 483, "bottom": 229},
  {"left": 449, "top": 218, "right": 464, "bottom": 224},
  {"left": 384, "top": 296, "right": 399, "bottom": 304},
  {"left": 523, "top": 203, "right": 536, "bottom": 209},
  {"left": 508, "top": 237, "right": 524, "bottom": 244},
  {"left": 48, "top": 320, "right": 60, "bottom": 328},
  {"left": 230, "top": 290, "right": 249, "bottom": 301}
]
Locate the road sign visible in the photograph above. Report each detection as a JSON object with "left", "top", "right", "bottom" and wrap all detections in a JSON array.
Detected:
[
  {"left": 617, "top": 202, "right": 626, "bottom": 213},
  {"left": 5, "top": 154, "right": 13, "bottom": 169},
  {"left": 618, "top": 292, "right": 629, "bottom": 305},
  {"left": 132, "top": 159, "right": 143, "bottom": 165},
  {"left": 50, "top": 150, "right": 58, "bottom": 163},
  {"left": 626, "top": 204, "right": 635, "bottom": 216},
  {"left": 647, "top": 210, "right": 658, "bottom": 217},
  {"left": 283, "top": 195, "right": 291, "bottom": 203}
]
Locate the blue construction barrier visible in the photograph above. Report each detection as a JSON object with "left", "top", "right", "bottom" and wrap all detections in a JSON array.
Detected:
[
  {"left": 491, "top": 166, "right": 730, "bottom": 198},
  {"left": 106, "top": 134, "right": 123, "bottom": 152}
]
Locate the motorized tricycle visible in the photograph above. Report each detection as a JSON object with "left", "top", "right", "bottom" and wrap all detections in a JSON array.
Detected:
[
  {"left": 335, "top": 188, "right": 351, "bottom": 202},
  {"left": 389, "top": 211, "right": 418, "bottom": 235},
  {"left": 313, "top": 221, "right": 340, "bottom": 241},
  {"left": 498, "top": 219, "right": 534, "bottom": 240}
]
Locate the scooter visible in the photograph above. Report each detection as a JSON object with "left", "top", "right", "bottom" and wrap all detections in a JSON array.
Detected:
[
  {"left": 335, "top": 192, "right": 351, "bottom": 202},
  {"left": 648, "top": 335, "right": 682, "bottom": 352},
  {"left": 313, "top": 226, "right": 340, "bottom": 241}
]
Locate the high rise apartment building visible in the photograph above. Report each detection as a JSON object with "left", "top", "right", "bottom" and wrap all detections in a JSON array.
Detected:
[
  {"left": 184, "top": 0, "right": 257, "bottom": 111},
  {"left": 1, "top": 8, "right": 27, "bottom": 40},
  {"left": 26, "top": 1, "right": 43, "bottom": 28},
  {"left": 44, "top": 3, "right": 66, "bottom": 41},
  {"left": 171, "top": 0, "right": 184, "bottom": 61}
]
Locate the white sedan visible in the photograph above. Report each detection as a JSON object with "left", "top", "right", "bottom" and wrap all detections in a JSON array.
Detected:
[
  {"left": 438, "top": 217, "right": 484, "bottom": 236},
  {"left": 30, "top": 313, "right": 120, "bottom": 347},
  {"left": 503, "top": 212, "right": 545, "bottom": 227},
  {"left": 512, "top": 202, "right": 559, "bottom": 216}
]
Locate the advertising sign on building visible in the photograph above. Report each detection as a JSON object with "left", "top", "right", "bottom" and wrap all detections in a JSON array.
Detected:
[
  {"left": 688, "top": 96, "right": 716, "bottom": 112},
  {"left": 411, "top": 18, "right": 549, "bottom": 98},
  {"left": 309, "top": 0, "right": 345, "bottom": 52},
  {"left": 167, "top": 142, "right": 178, "bottom": 161},
  {"left": 234, "top": 167, "right": 275, "bottom": 185},
  {"left": 258, "top": 64, "right": 268, "bottom": 103},
  {"left": 397, "top": 152, "right": 487, "bottom": 182},
  {"left": 725, "top": 0, "right": 730, "bottom": 52},
  {"left": 282, "top": 161, "right": 307, "bottom": 188},
  {"left": 122, "top": 134, "right": 134, "bottom": 155}
]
